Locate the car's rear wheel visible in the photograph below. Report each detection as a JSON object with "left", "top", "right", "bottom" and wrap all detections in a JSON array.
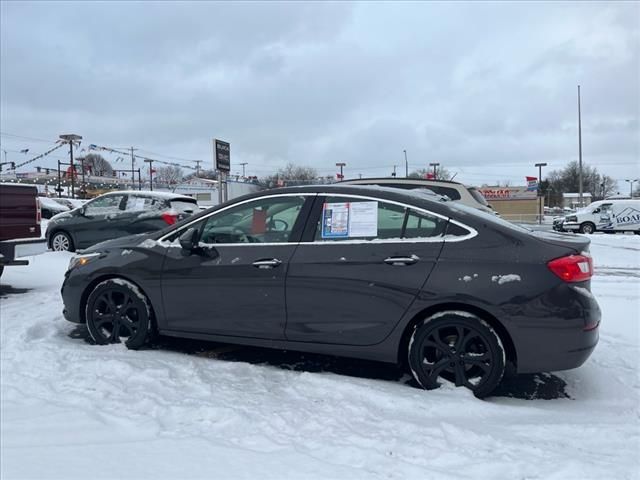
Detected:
[
  {"left": 85, "top": 279, "right": 152, "bottom": 349},
  {"left": 408, "top": 312, "right": 505, "bottom": 398},
  {"left": 579, "top": 222, "right": 595, "bottom": 234},
  {"left": 51, "top": 231, "right": 74, "bottom": 252}
]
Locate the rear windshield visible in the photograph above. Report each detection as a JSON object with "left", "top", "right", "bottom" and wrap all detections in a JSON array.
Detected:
[
  {"left": 171, "top": 200, "right": 198, "bottom": 214},
  {"left": 467, "top": 187, "right": 489, "bottom": 206}
]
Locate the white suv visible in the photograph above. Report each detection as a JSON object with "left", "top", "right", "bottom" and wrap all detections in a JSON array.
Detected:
[{"left": 339, "top": 178, "right": 496, "bottom": 215}]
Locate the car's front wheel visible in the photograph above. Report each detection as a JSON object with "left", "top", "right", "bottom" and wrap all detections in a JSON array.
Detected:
[
  {"left": 50, "top": 231, "right": 74, "bottom": 252},
  {"left": 579, "top": 222, "right": 595, "bottom": 234},
  {"left": 85, "top": 279, "right": 153, "bottom": 349},
  {"left": 408, "top": 312, "right": 505, "bottom": 398}
]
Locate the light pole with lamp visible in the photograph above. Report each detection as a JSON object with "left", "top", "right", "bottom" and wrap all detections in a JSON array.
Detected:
[
  {"left": 144, "top": 159, "right": 154, "bottom": 191},
  {"left": 403, "top": 150, "right": 408, "bottom": 177},
  {"left": 429, "top": 162, "right": 440, "bottom": 179},
  {"left": 59, "top": 134, "right": 83, "bottom": 199},
  {"left": 534, "top": 162, "right": 548, "bottom": 224},
  {"left": 626, "top": 179, "right": 639, "bottom": 198},
  {"left": 336, "top": 162, "right": 346, "bottom": 181}
]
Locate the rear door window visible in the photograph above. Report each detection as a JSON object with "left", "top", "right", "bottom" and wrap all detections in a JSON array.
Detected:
[
  {"left": 170, "top": 200, "right": 198, "bottom": 214},
  {"left": 314, "top": 196, "right": 447, "bottom": 241},
  {"left": 125, "top": 195, "right": 166, "bottom": 212}
]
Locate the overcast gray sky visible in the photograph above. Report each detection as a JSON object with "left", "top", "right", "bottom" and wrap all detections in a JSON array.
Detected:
[{"left": 1, "top": 1, "right": 638, "bottom": 187}]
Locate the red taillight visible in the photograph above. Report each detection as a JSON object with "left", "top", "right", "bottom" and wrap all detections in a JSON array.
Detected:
[
  {"left": 161, "top": 211, "right": 178, "bottom": 225},
  {"left": 547, "top": 254, "right": 593, "bottom": 283},
  {"left": 36, "top": 198, "right": 42, "bottom": 224}
]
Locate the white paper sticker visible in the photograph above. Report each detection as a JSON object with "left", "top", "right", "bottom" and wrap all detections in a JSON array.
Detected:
[{"left": 348, "top": 201, "right": 378, "bottom": 237}]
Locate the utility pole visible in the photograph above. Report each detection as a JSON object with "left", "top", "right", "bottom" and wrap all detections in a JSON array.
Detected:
[
  {"left": 578, "top": 85, "right": 583, "bottom": 208},
  {"left": 535, "top": 162, "right": 548, "bottom": 224},
  {"left": 59, "top": 134, "right": 82, "bottom": 199},
  {"left": 144, "top": 159, "right": 154, "bottom": 191},
  {"left": 429, "top": 162, "right": 440, "bottom": 179},
  {"left": 130, "top": 147, "right": 137, "bottom": 189},
  {"left": 336, "top": 162, "right": 346, "bottom": 180},
  {"left": 239, "top": 162, "right": 248, "bottom": 178},
  {"left": 403, "top": 150, "right": 408, "bottom": 177},
  {"left": 195, "top": 160, "right": 202, "bottom": 177}
]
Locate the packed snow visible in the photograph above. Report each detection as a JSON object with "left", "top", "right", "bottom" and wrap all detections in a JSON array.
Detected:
[{"left": 1, "top": 233, "right": 639, "bottom": 479}]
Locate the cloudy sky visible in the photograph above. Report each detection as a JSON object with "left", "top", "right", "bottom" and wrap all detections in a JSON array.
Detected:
[{"left": 1, "top": 1, "right": 638, "bottom": 188}]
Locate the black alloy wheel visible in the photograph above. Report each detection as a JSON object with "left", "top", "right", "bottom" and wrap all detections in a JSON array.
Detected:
[
  {"left": 85, "top": 279, "right": 152, "bottom": 349},
  {"left": 408, "top": 313, "right": 505, "bottom": 398}
]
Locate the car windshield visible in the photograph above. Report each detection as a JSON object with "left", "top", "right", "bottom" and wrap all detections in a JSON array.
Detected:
[{"left": 467, "top": 187, "right": 489, "bottom": 206}]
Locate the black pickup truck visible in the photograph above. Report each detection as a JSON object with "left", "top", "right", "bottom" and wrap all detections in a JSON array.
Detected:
[{"left": 0, "top": 183, "right": 47, "bottom": 278}]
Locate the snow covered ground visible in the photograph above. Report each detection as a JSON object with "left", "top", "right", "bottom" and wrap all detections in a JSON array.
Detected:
[{"left": 1, "top": 234, "right": 639, "bottom": 479}]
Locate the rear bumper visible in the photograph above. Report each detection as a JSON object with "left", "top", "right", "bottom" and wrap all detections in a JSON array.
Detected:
[
  {"left": 512, "top": 284, "right": 601, "bottom": 374},
  {"left": 0, "top": 238, "right": 46, "bottom": 266}
]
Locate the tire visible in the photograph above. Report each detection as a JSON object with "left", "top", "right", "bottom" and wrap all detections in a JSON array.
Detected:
[
  {"left": 579, "top": 222, "right": 595, "bottom": 235},
  {"left": 408, "top": 312, "right": 505, "bottom": 398},
  {"left": 85, "top": 279, "right": 153, "bottom": 349},
  {"left": 50, "top": 231, "right": 75, "bottom": 252}
]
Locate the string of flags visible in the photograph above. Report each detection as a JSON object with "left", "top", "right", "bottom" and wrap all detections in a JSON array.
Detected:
[
  {"left": 5, "top": 140, "right": 198, "bottom": 173},
  {"left": 12, "top": 143, "right": 66, "bottom": 170}
]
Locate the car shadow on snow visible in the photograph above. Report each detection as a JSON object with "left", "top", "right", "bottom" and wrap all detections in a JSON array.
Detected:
[
  {"left": 67, "top": 325, "right": 570, "bottom": 401},
  {"left": 0, "top": 284, "right": 32, "bottom": 298}
]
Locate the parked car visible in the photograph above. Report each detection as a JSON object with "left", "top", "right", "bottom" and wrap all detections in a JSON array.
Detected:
[
  {"left": 51, "top": 197, "right": 87, "bottom": 210},
  {"left": 39, "top": 196, "right": 70, "bottom": 219},
  {"left": 46, "top": 190, "right": 199, "bottom": 252},
  {"left": 61, "top": 185, "right": 600, "bottom": 397},
  {"left": 339, "top": 177, "right": 496, "bottom": 215},
  {"left": 0, "top": 183, "right": 46, "bottom": 278},
  {"left": 553, "top": 199, "right": 640, "bottom": 234}
]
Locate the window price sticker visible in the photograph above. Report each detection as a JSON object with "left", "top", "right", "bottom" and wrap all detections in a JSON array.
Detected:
[{"left": 321, "top": 201, "right": 378, "bottom": 238}]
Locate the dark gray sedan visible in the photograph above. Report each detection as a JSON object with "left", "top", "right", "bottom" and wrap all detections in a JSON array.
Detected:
[
  {"left": 46, "top": 190, "right": 198, "bottom": 252},
  {"left": 60, "top": 185, "right": 600, "bottom": 397}
]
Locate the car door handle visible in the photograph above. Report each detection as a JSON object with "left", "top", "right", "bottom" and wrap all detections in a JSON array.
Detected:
[
  {"left": 252, "top": 258, "right": 282, "bottom": 269},
  {"left": 384, "top": 255, "right": 419, "bottom": 266}
]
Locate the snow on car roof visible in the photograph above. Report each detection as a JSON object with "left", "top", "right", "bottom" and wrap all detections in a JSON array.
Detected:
[{"left": 100, "top": 190, "right": 196, "bottom": 201}]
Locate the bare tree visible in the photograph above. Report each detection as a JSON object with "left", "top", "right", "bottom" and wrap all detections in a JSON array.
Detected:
[
  {"left": 77, "top": 153, "right": 113, "bottom": 176},
  {"left": 155, "top": 165, "right": 184, "bottom": 186},
  {"left": 408, "top": 166, "right": 452, "bottom": 181},
  {"left": 263, "top": 163, "right": 319, "bottom": 187}
]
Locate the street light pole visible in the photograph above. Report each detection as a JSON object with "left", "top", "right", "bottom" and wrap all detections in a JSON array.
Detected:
[
  {"left": 336, "top": 162, "right": 346, "bottom": 180},
  {"left": 535, "top": 162, "right": 548, "bottom": 224},
  {"left": 145, "top": 159, "right": 154, "bottom": 191},
  {"left": 239, "top": 162, "right": 248, "bottom": 178},
  {"left": 59, "top": 134, "right": 82, "bottom": 199},
  {"left": 626, "top": 179, "right": 639, "bottom": 198},
  {"left": 429, "top": 162, "right": 440, "bottom": 179},
  {"left": 578, "top": 85, "right": 584, "bottom": 208},
  {"left": 403, "top": 150, "right": 408, "bottom": 177}
]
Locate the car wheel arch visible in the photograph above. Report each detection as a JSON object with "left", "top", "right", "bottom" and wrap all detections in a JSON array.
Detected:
[
  {"left": 79, "top": 274, "right": 158, "bottom": 333},
  {"left": 396, "top": 302, "right": 517, "bottom": 371}
]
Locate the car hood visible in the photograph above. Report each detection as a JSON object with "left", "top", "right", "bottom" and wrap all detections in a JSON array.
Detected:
[
  {"left": 82, "top": 233, "right": 156, "bottom": 253},
  {"left": 530, "top": 230, "right": 590, "bottom": 253}
]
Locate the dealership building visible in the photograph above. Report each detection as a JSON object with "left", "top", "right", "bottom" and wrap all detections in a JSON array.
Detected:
[{"left": 477, "top": 186, "right": 539, "bottom": 220}]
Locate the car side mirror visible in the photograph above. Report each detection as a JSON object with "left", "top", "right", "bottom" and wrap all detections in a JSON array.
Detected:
[{"left": 179, "top": 228, "right": 199, "bottom": 251}]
